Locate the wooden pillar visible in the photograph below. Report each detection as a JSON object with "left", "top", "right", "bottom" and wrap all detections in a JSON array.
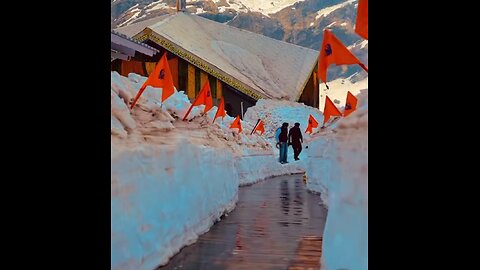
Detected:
[
  {"left": 313, "top": 71, "right": 318, "bottom": 108},
  {"left": 216, "top": 79, "right": 223, "bottom": 99},
  {"left": 200, "top": 70, "right": 208, "bottom": 89},
  {"left": 187, "top": 64, "right": 195, "bottom": 99},
  {"left": 168, "top": 57, "right": 179, "bottom": 90}
]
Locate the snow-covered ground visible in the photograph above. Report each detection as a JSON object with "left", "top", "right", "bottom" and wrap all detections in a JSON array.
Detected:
[
  {"left": 318, "top": 74, "right": 367, "bottom": 113},
  {"left": 304, "top": 90, "right": 368, "bottom": 270},
  {"left": 316, "top": 0, "right": 357, "bottom": 20},
  {"left": 233, "top": 0, "right": 306, "bottom": 15},
  {"left": 146, "top": 1, "right": 172, "bottom": 13}
]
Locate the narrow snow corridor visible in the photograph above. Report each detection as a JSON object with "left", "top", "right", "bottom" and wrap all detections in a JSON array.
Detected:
[{"left": 159, "top": 174, "right": 327, "bottom": 270}]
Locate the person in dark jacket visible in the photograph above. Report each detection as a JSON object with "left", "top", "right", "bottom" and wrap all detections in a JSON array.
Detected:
[
  {"left": 288, "top": 122, "right": 303, "bottom": 161},
  {"left": 278, "top": 122, "right": 289, "bottom": 164}
]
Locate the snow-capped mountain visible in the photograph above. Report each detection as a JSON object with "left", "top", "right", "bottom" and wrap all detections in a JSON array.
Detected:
[
  {"left": 112, "top": 0, "right": 309, "bottom": 20},
  {"left": 111, "top": 0, "right": 368, "bottom": 81}
]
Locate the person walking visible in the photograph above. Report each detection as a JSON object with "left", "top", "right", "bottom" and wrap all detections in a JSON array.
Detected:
[
  {"left": 276, "top": 122, "right": 289, "bottom": 164},
  {"left": 288, "top": 122, "right": 303, "bottom": 161}
]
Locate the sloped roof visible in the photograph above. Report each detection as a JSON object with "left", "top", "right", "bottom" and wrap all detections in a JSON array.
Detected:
[
  {"left": 113, "top": 14, "right": 173, "bottom": 38},
  {"left": 115, "top": 12, "right": 319, "bottom": 101}
]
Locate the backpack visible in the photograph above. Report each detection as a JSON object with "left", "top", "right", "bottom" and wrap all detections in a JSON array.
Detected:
[{"left": 275, "top": 127, "right": 281, "bottom": 142}]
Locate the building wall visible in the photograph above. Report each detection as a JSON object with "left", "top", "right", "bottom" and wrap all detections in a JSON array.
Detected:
[
  {"left": 178, "top": 58, "right": 188, "bottom": 93},
  {"left": 298, "top": 71, "right": 319, "bottom": 108},
  {"left": 200, "top": 70, "right": 208, "bottom": 93},
  {"left": 111, "top": 55, "right": 178, "bottom": 89},
  {"left": 181, "top": 62, "right": 226, "bottom": 107},
  {"left": 222, "top": 83, "right": 256, "bottom": 119},
  {"left": 111, "top": 59, "right": 147, "bottom": 77}
]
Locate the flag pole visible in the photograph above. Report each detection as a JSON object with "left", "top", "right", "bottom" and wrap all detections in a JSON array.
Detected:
[
  {"left": 250, "top": 119, "right": 261, "bottom": 135},
  {"left": 130, "top": 84, "right": 147, "bottom": 109},
  {"left": 240, "top": 102, "right": 244, "bottom": 120},
  {"left": 183, "top": 83, "right": 207, "bottom": 121},
  {"left": 318, "top": 82, "right": 321, "bottom": 111},
  {"left": 182, "top": 104, "right": 195, "bottom": 121},
  {"left": 358, "top": 63, "right": 368, "bottom": 72}
]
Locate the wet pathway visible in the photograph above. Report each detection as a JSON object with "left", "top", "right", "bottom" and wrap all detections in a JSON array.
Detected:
[{"left": 159, "top": 174, "right": 328, "bottom": 270}]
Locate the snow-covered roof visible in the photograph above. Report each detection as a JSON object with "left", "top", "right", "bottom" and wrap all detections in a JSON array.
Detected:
[{"left": 114, "top": 12, "right": 319, "bottom": 101}]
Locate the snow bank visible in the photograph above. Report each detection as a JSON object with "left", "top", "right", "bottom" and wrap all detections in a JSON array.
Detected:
[
  {"left": 303, "top": 137, "right": 338, "bottom": 205},
  {"left": 304, "top": 91, "right": 368, "bottom": 270},
  {"left": 244, "top": 98, "right": 324, "bottom": 140},
  {"left": 111, "top": 141, "right": 239, "bottom": 270},
  {"left": 235, "top": 148, "right": 305, "bottom": 185},
  {"left": 111, "top": 89, "right": 137, "bottom": 131},
  {"left": 111, "top": 72, "right": 270, "bottom": 148}
]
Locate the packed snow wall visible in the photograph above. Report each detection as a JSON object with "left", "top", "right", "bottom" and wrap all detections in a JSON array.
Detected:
[
  {"left": 304, "top": 93, "right": 368, "bottom": 270},
  {"left": 111, "top": 142, "right": 239, "bottom": 270},
  {"left": 235, "top": 148, "right": 305, "bottom": 186}
]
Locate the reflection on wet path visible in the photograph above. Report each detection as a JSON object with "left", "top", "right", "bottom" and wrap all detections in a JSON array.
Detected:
[{"left": 159, "top": 174, "right": 328, "bottom": 270}]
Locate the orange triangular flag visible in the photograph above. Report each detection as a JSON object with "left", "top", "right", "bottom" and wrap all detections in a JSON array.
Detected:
[
  {"left": 317, "top": 30, "right": 367, "bottom": 85},
  {"left": 323, "top": 96, "right": 343, "bottom": 125},
  {"left": 230, "top": 115, "right": 242, "bottom": 133},
  {"left": 253, "top": 120, "right": 265, "bottom": 135},
  {"left": 130, "top": 53, "right": 175, "bottom": 109},
  {"left": 192, "top": 81, "right": 213, "bottom": 112},
  {"left": 305, "top": 114, "right": 319, "bottom": 134},
  {"left": 355, "top": 0, "right": 368, "bottom": 40},
  {"left": 213, "top": 97, "right": 226, "bottom": 123},
  {"left": 182, "top": 81, "right": 213, "bottom": 121},
  {"left": 343, "top": 91, "right": 358, "bottom": 117}
]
